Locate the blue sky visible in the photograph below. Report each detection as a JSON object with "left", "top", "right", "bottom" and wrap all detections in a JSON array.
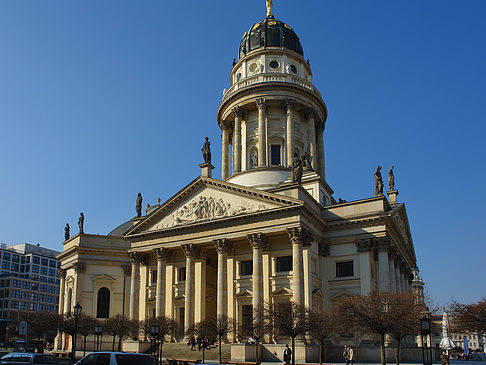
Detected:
[{"left": 0, "top": 1, "right": 484, "bottom": 308}]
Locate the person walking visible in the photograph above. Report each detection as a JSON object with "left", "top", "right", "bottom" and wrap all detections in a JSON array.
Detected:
[
  {"left": 343, "top": 345, "right": 349, "bottom": 365},
  {"left": 348, "top": 346, "right": 355, "bottom": 365},
  {"left": 283, "top": 344, "right": 292, "bottom": 365}
]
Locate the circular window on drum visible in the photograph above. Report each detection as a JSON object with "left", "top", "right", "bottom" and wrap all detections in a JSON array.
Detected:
[
  {"left": 269, "top": 60, "right": 280, "bottom": 69},
  {"left": 249, "top": 63, "right": 259, "bottom": 73},
  {"left": 290, "top": 64, "right": 298, "bottom": 74}
]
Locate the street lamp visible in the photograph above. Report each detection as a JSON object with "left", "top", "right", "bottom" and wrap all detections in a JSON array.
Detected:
[
  {"left": 420, "top": 317, "right": 432, "bottom": 365},
  {"left": 71, "top": 302, "right": 82, "bottom": 362},
  {"left": 151, "top": 325, "right": 160, "bottom": 365},
  {"left": 94, "top": 325, "right": 103, "bottom": 352}
]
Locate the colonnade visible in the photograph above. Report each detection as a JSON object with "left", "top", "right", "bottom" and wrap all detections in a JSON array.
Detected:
[{"left": 221, "top": 99, "right": 325, "bottom": 179}]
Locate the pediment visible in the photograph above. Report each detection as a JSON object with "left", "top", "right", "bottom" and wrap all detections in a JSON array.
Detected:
[
  {"left": 330, "top": 290, "right": 357, "bottom": 301},
  {"left": 312, "top": 288, "right": 323, "bottom": 298},
  {"left": 92, "top": 274, "right": 116, "bottom": 283},
  {"left": 272, "top": 286, "right": 292, "bottom": 296},
  {"left": 235, "top": 289, "right": 252, "bottom": 298},
  {"left": 127, "top": 177, "right": 301, "bottom": 235}
]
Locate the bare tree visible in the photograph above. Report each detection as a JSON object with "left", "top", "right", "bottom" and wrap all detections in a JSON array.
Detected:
[
  {"left": 140, "top": 316, "right": 177, "bottom": 361},
  {"left": 103, "top": 314, "right": 139, "bottom": 351},
  {"left": 449, "top": 298, "right": 486, "bottom": 334},
  {"left": 77, "top": 314, "right": 99, "bottom": 356},
  {"left": 192, "top": 316, "right": 233, "bottom": 363},
  {"left": 11, "top": 311, "right": 61, "bottom": 352},
  {"left": 308, "top": 309, "right": 335, "bottom": 365},
  {"left": 268, "top": 301, "right": 308, "bottom": 365}
]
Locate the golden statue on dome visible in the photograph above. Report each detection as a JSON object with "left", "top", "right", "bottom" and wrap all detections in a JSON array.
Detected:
[{"left": 266, "top": 0, "right": 273, "bottom": 17}]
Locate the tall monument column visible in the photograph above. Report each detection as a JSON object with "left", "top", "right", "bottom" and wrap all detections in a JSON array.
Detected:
[
  {"left": 256, "top": 99, "right": 267, "bottom": 167},
  {"left": 307, "top": 109, "right": 317, "bottom": 169},
  {"left": 248, "top": 233, "right": 266, "bottom": 309},
  {"left": 377, "top": 238, "right": 391, "bottom": 292},
  {"left": 129, "top": 252, "right": 142, "bottom": 320},
  {"left": 222, "top": 122, "right": 230, "bottom": 179},
  {"left": 286, "top": 99, "right": 295, "bottom": 166},
  {"left": 213, "top": 239, "right": 231, "bottom": 319},
  {"left": 153, "top": 248, "right": 169, "bottom": 318},
  {"left": 287, "top": 227, "right": 313, "bottom": 305},
  {"left": 182, "top": 244, "right": 199, "bottom": 336},
  {"left": 233, "top": 107, "right": 242, "bottom": 173}
]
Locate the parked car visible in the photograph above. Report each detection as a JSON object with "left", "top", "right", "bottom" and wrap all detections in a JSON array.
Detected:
[
  {"left": 0, "top": 353, "right": 58, "bottom": 364},
  {"left": 75, "top": 352, "right": 154, "bottom": 365}
]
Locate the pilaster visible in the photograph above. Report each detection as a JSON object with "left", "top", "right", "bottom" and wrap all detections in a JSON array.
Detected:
[
  {"left": 128, "top": 252, "right": 142, "bottom": 320},
  {"left": 233, "top": 107, "right": 242, "bottom": 173},
  {"left": 286, "top": 99, "right": 295, "bottom": 167}
]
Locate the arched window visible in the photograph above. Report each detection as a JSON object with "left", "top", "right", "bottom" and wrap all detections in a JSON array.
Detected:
[
  {"left": 67, "top": 288, "right": 72, "bottom": 314},
  {"left": 96, "top": 287, "right": 110, "bottom": 318}
]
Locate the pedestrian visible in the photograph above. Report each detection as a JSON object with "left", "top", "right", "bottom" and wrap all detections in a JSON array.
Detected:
[
  {"left": 283, "top": 344, "right": 292, "bottom": 365},
  {"left": 348, "top": 346, "right": 355, "bottom": 365},
  {"left": 343, "top": 345, "right": 349, "bottom": 365}
]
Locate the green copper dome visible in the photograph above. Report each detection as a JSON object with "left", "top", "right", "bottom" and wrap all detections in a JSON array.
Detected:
[{"left": 239, "top": 16, "right": 304, "bottom": 59}]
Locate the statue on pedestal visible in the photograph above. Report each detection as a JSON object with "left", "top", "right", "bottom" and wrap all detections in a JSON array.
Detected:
[
  {"left": 136, "top": 193, "right": 143, "bottom": 218},
  {"left": 64, "top": 223, "right": 70, "bottom": 241},
  {"left": 374, "top": 166, "right": 384, "bottom": 196},
  {"left": 388, "top": 166, "right": 395, "bottom": 191},
  {"left": 202, "top": 137, "right": 211, "bottom": 164},
  {"left": 78, "top": 212, "right": 85, "bottom": 234},
  {"left": 302, "top": 151, "right": 313, "bottom": 171},
  {"left": 291, "top": 153, "right": 303, "bottom": 185}
]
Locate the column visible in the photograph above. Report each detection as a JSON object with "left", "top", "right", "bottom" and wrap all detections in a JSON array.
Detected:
[
  {"left": 286, "top": 99, "right": 295, "bottom": 167},
  {"left": 181, "top": 244, "right": 199, "bottom": 336},
  {"left": 73, "top": 262, "right": 85, "bottom": 307},
  {"left": 316, "top": 126, "right": 325, "bottom": 179},
  {"left": 233, "top": 107, "right": 242, "bottom": 173},
  {"left": 56, "top": 270, "right": 66, "bottom": 351},
  {"left": 195, "top": 252, "right": 207, "bottom": 323},
  {"left": 256, "top": 99, "right": 267, "bottom": 167},
  {"left": 222, "top": 122, "right": 230, "bottom": 179},
  {"left": 395, "top": 261, "right": 402, "bottom": 293},
  {"left": 388, "top": 248, "right": 397, "bottom": 293},
  {"left": 129, "top": 252, "right": 142, "bottom": 320},
  {"left": 153, "top": 248, "right": 169, "bottom": 318},
  {"left": 377, "top": 238, "right": 391, "bottom": 292},
  {"left": 287, "top": 227, "right": 313, "bottom": 305},
  {"left": 307, "top": 109, "right": 317, "bottom": 170},
  {"left": 302, "top": 241, "right": 313, "bottom": 309},
  {"left": 356, "top": 239, "right": 373, "bottom": 295},
  {"left": 247, "top": 233, "right": 266, "bottom": 309},
  {"left": 214, "top": 239, "right": 231, "bottom": 318},
  {"left": 318, "top": 242, "right": 331, "bottom": 309}
]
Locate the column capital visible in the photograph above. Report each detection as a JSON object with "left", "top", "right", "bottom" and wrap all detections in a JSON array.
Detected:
[
  {"left": 355, "top": 239, "right": 373, "bottom": 253},
  {"left": 247, "top": 233, "right": 267, "bottom": 250},
  {"left": 287, "top": 227, "right": 314, "bottom": 247},
  {"left": 232, "top": 106, "right": 242, "bottom": 118},
  {"left": 318, "top": 242, "right": 330, "bottom": 257},
  {"left": 129, "top": 252, "right": 143, "bottom": 264},
  {"left": 73, "top": 262, "right": 86, "bottom": 273},
  {"left": 213, "top": 238, "right": 232, "bottom": 254},
  {"left": 153, "top": 247, "right": 170, "bottom": 261},
  {"left": 58, "top": 268, "right": 66, "bottom": 278},
  {"left": 181, "top": 244, "right": 200, "bottom": 259},
  {"left": 375, "top": 237, "right": 391, "bottom": 252},
  {"left": 305, "top": 107, "right": 317, "bottom": 119},
  {"left": 256, "top": 98, "right": 266, "bottom": 111},
  {"left": 388, "top": 245, "right": 398, "bottom": 259},
  {"left": 122, "top": 264, "right": 131, "bottom": 276},
  {"left": 286, "top": 98, "right": 296, "bottom": 111}
]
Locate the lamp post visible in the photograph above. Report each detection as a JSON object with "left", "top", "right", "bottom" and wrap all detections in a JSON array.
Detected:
[
  {"left": 420, "top": 317, "right": 432, "bottom": 365},
  {"left": 151, "top": 325, "right": 160, "bottom": 365},
  {"left": 71, "top": 302, "right": 82, "bottom": 362},
  {"left": 94, "top": 325, "right": 103, "bottom": 352}
]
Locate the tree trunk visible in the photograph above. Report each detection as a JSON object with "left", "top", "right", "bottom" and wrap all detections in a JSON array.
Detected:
[
  {"left": 380, "top": 333, "right": 386, "bottom": 365},
  {"left": 202, "top": 343, "right": 205, "bottom": 364},
  {"left": 159, "top": 342, "right": 163, "bottom": 365},
  {"left": 219, "top": 334, "right": 222, "bottom": 364},
  {"left": 255, "top": 340, "right": 259, "bottom": 364},
  {"left": 319, "top": 339, "right": 324, "bottom": 365},
  {"left": 396, "top": 338, "right": 401, "bottom": 365},
  {"left": 112, "top": 335, "right": 116, "bottom": 352},
  {"left": 292, "top": 336, "right": 296, "bottom": 365},
  {"left": 118, "top": 335, "right": 122, "bottom": 351},
  {"left": 83, "top": 335, "right": 87, "bottom": 356},
  {"left": 37, "top": 332, "right": 41, "bottom": 353}
]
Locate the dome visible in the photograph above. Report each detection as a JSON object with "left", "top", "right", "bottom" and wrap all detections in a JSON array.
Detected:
[{"left": 239, "top": 16, "right": 304, "bottom": 59}]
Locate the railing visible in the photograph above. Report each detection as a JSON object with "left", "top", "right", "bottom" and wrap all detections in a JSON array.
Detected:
[{"left": 222, "top": 73, "right": 322, "bottom": 101}]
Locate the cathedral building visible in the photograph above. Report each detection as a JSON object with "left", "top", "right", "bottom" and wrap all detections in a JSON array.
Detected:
[{"left": 56, "top": 3, "right": 423, "bottom": 360}]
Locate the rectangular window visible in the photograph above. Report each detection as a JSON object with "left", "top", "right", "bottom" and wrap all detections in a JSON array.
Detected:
[
  {"left": 20, "top": 302, "right": 28, "bottom": 310},
  {"left": 31, "top": 283, "right": 38, "bottom": 291},
  {"left": 39, "top": 294, "right": 47, "bottom": 302},
  {"left": 11, "top": 301, "right": 19, "bottom": 309},
  {"left": 179, "top": 307, "right": 185, "bottom": 326},
  {"left": 151, "top": 270, "right": 157, "bottom": 284},
  {"left": 22, "top": 282, "right": 30, "bottom": 290},
  {"left": 12, "top": 255, "right": 20, "bottom": 263},
  {"left": 49, "top": 260, "right": 56, "bottom": 268},
  {"left": 12, "top": 290, "right": 20, "bottom": 298},
  {"left": 39, "top": 304, "right": 46, "bottom": 312},
  {"left": 48, "top": 286, "right": 55, "bottom": 294},
  {"left": 178, "top": 267, "right": 186, "bottom": 282},
  {"left": 31, "top": 293, "right": 38, "bottom": 301},
  {"left": 4, "top": 290, "right": 9, "bottom": 298},
  {"left": 40, "top": 284, "right": 47, "bottom": 292},
  {"left": 271, "top": 145, "right": 281, "bottom": 166},
  {"left": 40, "top": 276, "right": 47, "bottom": 282},
  {"left": 40, "top": 267, "right": 48, "bottom": 275},
  {"left": 276, "top": 256, "right": 292, "bottom": 272},
  {"left": 41, "top": 258, "right": 48, "bottom": 266},
  {"left": 13, "top": 280, "right": 21, "bottom": 288},
  {"left": 336, "top": 261, "right": 354, "bottom": 277},
  {"left": 240, "top": 260, "right": 253, "bottom": 276},
  {"left": 11, "top": 264, "right": 19, "bottom": 272},
  {"left": 26, "top": 256, "right": 30, "bottom": 264},
  {"left": 47, "top": 305, "right": 54, "bottom": 312},
  {"left": 21, "top": 257, "right": 25, "bottom": 264},
  {"left": 32, "top": 265, "right": 39, "bottom": 273},
  {"left": 2, "top": 262, "right": 10, "bottom": 270},
  {"left": 2, "top": 253, "right": 10, "bottom": 261},
  {"left": 241, "top": 305, "right": 253, "bottom": 336},
  {"left": 21, "top": 292, "right": 29, "bottom": 300},
  {"left": 33, "top": 256, "right": 39, "bottom": 264},
  {"left": 48, "top": 296, "right": 55, "bottom": 304}
]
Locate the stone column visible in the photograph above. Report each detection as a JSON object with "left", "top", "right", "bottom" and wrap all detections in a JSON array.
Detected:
[
  {"left": 181, "top": 244, "right": 199, "bottom": 336},
  {"left": 316, "top": 126, "right": 325, "bottom": 179},
  {"left": 388, "top": 247, "right": 397, "bottom": 293},
  {"left": 56, "top": 269, "right": 67, "bottom": 351},
  {"left": 233, "top": 107, "right": 242, "bottom": 173},
  {"left": 286, "top": 99, "right": 295, "bottom": 167},
  {"left": 377, "top": 238, "right": 391, "bottom": 292},
  {"left": 213, "top": 239, "right": 231, "bottom": 319},
  {"left": 356, "top": 239, "right": 373, "bottom": 295},
  {"left": 222, "top": 122, "right": 230, "bottom": 179},
  {"left": 307, "top": 109, "right": 317, "bottom": 170},
  {"left": 287, "top": 227, "right": 313, "bottom": 305},
  {"left": 256, "top": 99, "right": 267, "bottom": 167},
  {"left": 73, "top": 262, "right": 85, "bottom": 307},
  {"left": 129, "top": 252, "right": 142, "bottom": 320},
  {"left": 247, "top": 233, "right": 266, "bottom": 309},
  {"left": 395, "top": 260, "right": 402, "bottom": 293},
  {"left": 153, "top": 248, "right": 169, "bottom": 318}
]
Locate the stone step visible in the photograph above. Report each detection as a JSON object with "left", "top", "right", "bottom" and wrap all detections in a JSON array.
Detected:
[{"left": 161, "top": 343, "right": 231, "bottom": 362}]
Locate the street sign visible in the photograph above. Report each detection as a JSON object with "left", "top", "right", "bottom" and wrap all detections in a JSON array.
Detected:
[{"left": 19, "top": 321, "right": 27, "bottom": 336}]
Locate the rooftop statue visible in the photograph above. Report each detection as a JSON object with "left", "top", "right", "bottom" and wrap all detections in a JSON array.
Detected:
[
  {"left": 64, "top": 223, "right": 70, "bottom": 241},
  {"left": 374, "top": 166, "right": 384, "bottom": 196},
  {"left": 202, "top": 137, "right": 211, "bottom": 164},
  {"left": 388, "top": 166, "right": 395, "bottom": 191},
  {"left": 266, "top": 0, "right": 273, "bottom": 17},
  {"left": 291, "top": 153, "right": 303, "bottom": 185},
  {"left": 136, "top": 192, "right": 143, "bottom": 218},
  {"left": 78, "top": 212, "right": 84, "bottom": 234},
  {"left": 302, "top": 151, "right": 313, "bottom": 171}
]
